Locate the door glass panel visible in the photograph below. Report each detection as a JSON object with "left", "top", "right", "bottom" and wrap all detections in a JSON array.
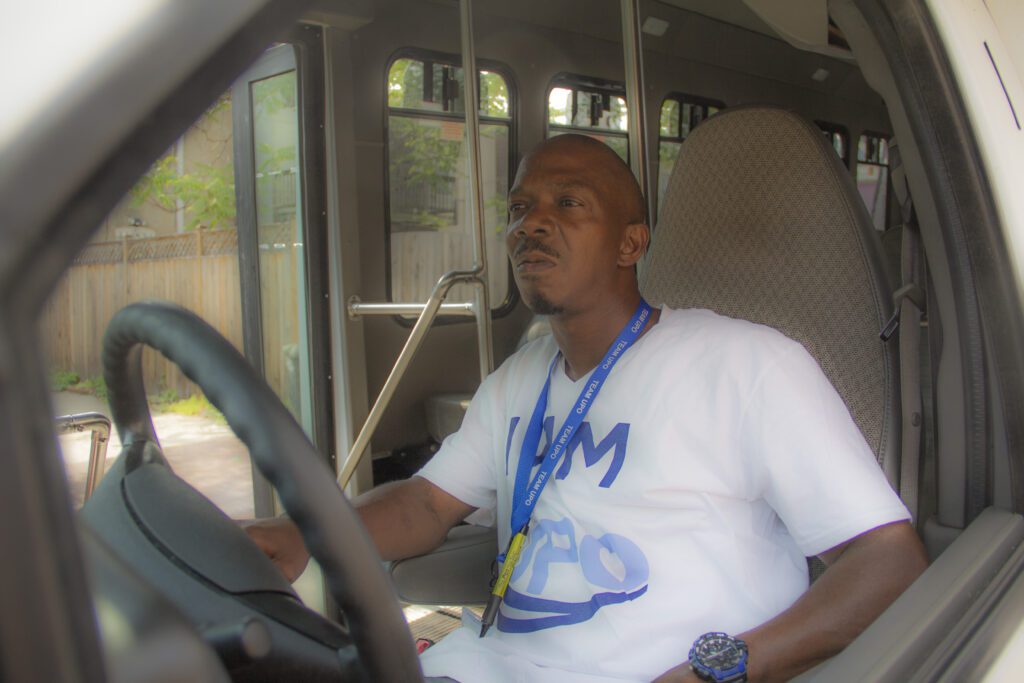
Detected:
[{"left": 251, "top": 70, "right": 314, "bottom": 436}]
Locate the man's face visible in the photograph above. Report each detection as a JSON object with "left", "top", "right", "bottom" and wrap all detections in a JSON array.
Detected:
[{"left": 505, "top": 142, "right": 629, "bottom": 316}]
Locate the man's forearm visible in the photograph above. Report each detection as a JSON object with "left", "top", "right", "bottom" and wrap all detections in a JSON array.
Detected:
[
  {"left": 354, "top": 476, "right": 475, "bottom": 561},
  {"left": 655, "top": 521, "right": 928, "bottom": 683}
]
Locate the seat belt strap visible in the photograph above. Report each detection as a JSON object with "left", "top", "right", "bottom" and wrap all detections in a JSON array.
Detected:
[
  {"left": 888, "top": 139, "right": 925, "bottom": 524},
  {"left": 897, "top": 223, "right": 924, "bottom": 524}
]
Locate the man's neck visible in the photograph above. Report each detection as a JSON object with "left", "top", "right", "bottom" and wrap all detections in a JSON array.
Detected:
[{"left": 549, "top": 293, "right": 660, "bottom": 381}]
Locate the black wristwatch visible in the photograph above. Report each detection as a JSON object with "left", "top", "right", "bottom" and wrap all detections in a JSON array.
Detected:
[{"left": 688, "top": 632, "right": 749, "bottom": 682}]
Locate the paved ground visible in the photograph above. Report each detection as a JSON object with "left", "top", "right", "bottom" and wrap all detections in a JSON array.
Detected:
[{"left": 54, "top": 391, "right": 254, "bottom": 519}]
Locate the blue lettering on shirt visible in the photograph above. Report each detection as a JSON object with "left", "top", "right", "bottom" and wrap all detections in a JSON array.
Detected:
[
  {"left": 508, "top": 416, "right": 630, "bottom": 489},
  {"left": 497, "top": 516, "right": 650, "bottom": 634},
  {"left": 555, "top": 421, "right": 630, "bottom": 487},
  {"left": 499, "top": 417, "right": 647, "bottom": 633}
]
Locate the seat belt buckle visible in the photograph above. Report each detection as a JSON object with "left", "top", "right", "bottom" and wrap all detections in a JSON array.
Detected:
[{"left": 880, "top": 310, "right": 901, "bottom": 342}]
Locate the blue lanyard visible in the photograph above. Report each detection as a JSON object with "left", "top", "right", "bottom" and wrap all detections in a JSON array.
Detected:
[{"left": 508, "top": 299, "right": 653, "bottom": 539}]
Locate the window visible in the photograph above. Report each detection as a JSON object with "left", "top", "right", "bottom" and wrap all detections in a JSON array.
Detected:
[
  {"left": 657, "top": 94, "right": 724, "bottom": 212},
  {"left": 386, "top": 53, "right": 514, "bottom": 310},
  {"left": 817, "top": 121, "right": 850, "bottom": 166},
  {"left": 546, "top": 75, "right": 629, "bottom": 163},
  {"left": 45, "top": 40, "right": 332, "bottom": 523},
  {"left": 857, "top": 133, "right": 890, "bottom": 230}
]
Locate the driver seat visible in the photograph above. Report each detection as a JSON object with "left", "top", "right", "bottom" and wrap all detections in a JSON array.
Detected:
[
  {"left": 642, "top": 105, "right": 898, "bottom": 482},
  {"left": 390, "top": 105, "right": 899, "bottom": 604}
]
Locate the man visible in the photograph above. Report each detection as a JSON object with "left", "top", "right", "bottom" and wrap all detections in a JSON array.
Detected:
[{"left": 247, "top": 134, "right": 928, "bottom": 682}]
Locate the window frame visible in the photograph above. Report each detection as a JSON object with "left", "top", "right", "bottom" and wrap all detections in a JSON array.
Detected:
[
  {"left": 545, "top": 72, "right": 630, "bottom": 161},
  {"left": 659, "top": 92, "right": 726, "bottom": 142},
  {"left": 231, "top": 29, "right": 335, "bottom": 509},
  {"left": 816, "top": 120, "right": 851, "bottom": 168},
  {"left": 382, "top": 47, "right": 520, "bottom": 324},
  {"left": 857, "top": 130, "right": 892, "bottom": 165}
]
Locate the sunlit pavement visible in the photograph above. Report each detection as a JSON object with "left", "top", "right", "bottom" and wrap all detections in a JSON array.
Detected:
[{"left": 54, "top": 391, "right": 254, "bottom": 519}]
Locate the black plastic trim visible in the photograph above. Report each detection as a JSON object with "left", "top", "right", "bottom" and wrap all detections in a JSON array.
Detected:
[
  {"left": 855, "top": 0, "right": 997, "bottom": 523},
  {"left": 292, "top": 24, "right": 336, "bottom": 468}
]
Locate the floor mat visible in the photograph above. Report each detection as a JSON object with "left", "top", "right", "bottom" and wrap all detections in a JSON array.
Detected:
[
  {"left": 407, "top": 607, "right": 462, "bottom": 643},
  {"left": 405, "top": 606, "right": 482, "bottom": 644}
]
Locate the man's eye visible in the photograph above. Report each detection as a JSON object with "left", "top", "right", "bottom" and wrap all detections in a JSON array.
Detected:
[
  {"left": 509, "top": 203, "right": 526, "bottom": 213},
  {"left": 559, "top": 198, "right": 581, "bottom": 207}
]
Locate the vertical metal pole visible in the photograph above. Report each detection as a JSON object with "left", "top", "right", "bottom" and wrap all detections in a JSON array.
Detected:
[
  {"left": 621, "top": 0, "right": 654, "bottom": 228},
  {"left": 84, "top": 429, "right": 107, "bottom": 500},
  {"left": 459, "top": 0, "right": 494, "bottom": 377}
]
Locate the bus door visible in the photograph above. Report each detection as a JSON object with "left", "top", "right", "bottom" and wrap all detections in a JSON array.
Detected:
[{"left": 232, "top": 35, "right": 334, "bottom": 519}]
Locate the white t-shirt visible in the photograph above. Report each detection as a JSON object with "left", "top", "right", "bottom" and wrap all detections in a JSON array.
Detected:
[{"left": 417, "top": 307, "right": 909, "bottom": 683}]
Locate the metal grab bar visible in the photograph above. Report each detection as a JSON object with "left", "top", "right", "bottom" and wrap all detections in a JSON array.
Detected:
[
  {"left": 337, "top": 0, "right": 493, "bottom": 490},
  {"left": 55, "top": 412, "right": 111, "bottom": 501},
  {"left": 621, "top": 0, "right": 653, "bottom": 227},
  {"left": 458, "top": 0, "right": 495, "bottom": 380},
  {"left": 338, "top": 269, "right": 485, "bottom": 488},
  {"left": 348, "top": 298, "right": 476, "bottom": 318}
]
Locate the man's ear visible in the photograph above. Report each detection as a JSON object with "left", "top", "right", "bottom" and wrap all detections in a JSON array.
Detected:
[{"left": 618, "top": 222, "right": 650, "bottom": 267}]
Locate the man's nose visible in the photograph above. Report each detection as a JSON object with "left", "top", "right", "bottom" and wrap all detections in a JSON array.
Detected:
[{"left": 510, "top": 204, "right": 554, "bottom": 238}]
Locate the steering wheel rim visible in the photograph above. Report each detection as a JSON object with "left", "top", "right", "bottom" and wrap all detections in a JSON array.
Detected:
[{"left": 102, "top": 300, "right": 424, "bottom": 682}]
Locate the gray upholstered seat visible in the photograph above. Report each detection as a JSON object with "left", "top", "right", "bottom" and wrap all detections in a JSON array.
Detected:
[
  {"left": 641, "top": 105, "right": 898, "bottom": 484},
  {"left": 423, "top": 316, "right": 551, "bottom": 443}
]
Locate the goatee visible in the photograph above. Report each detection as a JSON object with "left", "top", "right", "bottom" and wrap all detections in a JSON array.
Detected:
[{"left": 525, "top": 292, "right": 564, "bottom": 316}]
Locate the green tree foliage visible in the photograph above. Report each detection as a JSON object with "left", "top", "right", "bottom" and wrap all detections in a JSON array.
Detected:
[
  {"left": 131, "top": 95, "right": 236, "bottom": 231},
  {"left": 479, "top": 71, "right": 510, "bottom": 118},
  {"left": 660, "top": 98, "right": 679, "bottom": 137},
  {"left": 131, "top": 156, "right": 236, "bottom": 231},
  {"left": 50, "top": 369, "right": 80, "bottom": 392}
]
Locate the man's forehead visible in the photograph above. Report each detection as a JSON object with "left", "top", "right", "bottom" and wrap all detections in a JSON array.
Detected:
[
  {"left": 510, "top": 172, "right": 599, "bottom": 195},
  {"left": 511, "top": 150, "right": 611, "bottom": 193}
]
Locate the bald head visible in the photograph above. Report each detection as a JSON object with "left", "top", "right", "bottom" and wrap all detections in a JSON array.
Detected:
[{"left": 518, "top": 134, "right": 646, "bottom": 226}]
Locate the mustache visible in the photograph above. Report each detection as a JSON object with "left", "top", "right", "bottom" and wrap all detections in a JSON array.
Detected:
[{"left": 512, "top": 237, "right": 559, "bottom": 261}]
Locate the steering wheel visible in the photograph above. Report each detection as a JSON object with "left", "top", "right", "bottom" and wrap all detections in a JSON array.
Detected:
[{"left": 95, "top": 300, "right": 423, "bottom": 682}]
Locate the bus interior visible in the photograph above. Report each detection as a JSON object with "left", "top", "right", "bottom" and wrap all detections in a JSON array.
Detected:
[{"left": 4, "top": 0, "right": 1024, "bottom": 681}]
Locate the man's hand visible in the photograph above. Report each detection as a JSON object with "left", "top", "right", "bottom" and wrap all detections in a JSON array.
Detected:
[
  {"left": 240, "top": 517, "right": 310, "bottom": 583},
  {"left": 241, "top": 476, "right": 474, "bottom": 583}
]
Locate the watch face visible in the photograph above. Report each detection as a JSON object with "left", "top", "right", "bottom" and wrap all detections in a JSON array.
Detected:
[{"left": 690, "top": 632, "right": 748, "bottom": 681}]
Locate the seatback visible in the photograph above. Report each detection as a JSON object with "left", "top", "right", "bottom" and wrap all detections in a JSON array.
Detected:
[{"left": 641, "top": 106, "right": 898, "bottom": 483}]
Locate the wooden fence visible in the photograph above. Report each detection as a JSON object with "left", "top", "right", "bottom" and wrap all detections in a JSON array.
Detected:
[
  {"left": 42, "top": 226, "right": 508, "bottom": 402},
  {"left": 41, "top": 230, "right": 244, "bottom": 399}
]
